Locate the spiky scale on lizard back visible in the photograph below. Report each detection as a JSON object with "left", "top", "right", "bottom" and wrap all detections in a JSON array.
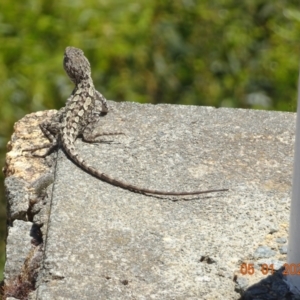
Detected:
[{"left": 25, "top": 46, "right": 228, "bottom": 196}]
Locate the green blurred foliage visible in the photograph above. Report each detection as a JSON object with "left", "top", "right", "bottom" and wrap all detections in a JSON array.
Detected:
[{"left": 0, "top": 0, "right": 299, "bottom": 280}]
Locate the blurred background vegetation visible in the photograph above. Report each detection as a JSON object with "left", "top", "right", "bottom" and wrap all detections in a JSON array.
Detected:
[{"left": 0, "top": 0, "right": 299, "bottom": 281}]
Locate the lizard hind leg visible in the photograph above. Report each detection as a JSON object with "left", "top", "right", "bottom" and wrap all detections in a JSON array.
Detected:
[
  {"left": 82, "top": 130, "right": 125, "bottom": 144},
  {"left": 23, "top": 120, "right": 59, "bottom": 157},
  {"left": 82, "top": 113, "right": 125, "bottom": 144},
  {"left": 23, "top": 143, "right": 58, "bottom": 158}
]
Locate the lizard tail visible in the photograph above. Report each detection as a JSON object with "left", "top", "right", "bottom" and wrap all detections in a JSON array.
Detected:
[{"left": 63, "top": 142, "right": 228, "bottom": 196}]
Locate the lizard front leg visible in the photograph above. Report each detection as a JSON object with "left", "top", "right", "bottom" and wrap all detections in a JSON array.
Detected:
[{"left": 95, "top": 90, "right": 108, "bottom": 114}]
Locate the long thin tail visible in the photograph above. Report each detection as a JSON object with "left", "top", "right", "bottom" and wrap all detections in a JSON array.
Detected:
[{"left": 64, "top": 142, "right": 228, "bottom": 196}]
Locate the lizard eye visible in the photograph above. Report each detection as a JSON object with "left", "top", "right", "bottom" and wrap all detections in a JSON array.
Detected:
[{"left": 64, "top": 56, "right": 69, "bottom": 65}]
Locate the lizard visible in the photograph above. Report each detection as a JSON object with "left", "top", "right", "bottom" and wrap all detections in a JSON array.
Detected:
[{"left": 24, "top": 46, "right": 228, "bottom": 196}]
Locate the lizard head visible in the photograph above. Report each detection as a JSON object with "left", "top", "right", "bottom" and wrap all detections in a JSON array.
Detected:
[{"left": 63, "top": 47, "right": 92, "bottom": 84}]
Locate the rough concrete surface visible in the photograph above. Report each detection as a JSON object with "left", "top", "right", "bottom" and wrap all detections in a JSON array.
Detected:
[
  {"left": 3, "top": 101, "right": 296, "bottom": 299},
  {"left": 4, "top": 220, "right": 34, "bottom": 282}
]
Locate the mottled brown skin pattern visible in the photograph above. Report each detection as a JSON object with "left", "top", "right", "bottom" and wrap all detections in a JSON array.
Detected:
[{"left": 29, "top": 46, "right": 228, "bottom": 196}]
